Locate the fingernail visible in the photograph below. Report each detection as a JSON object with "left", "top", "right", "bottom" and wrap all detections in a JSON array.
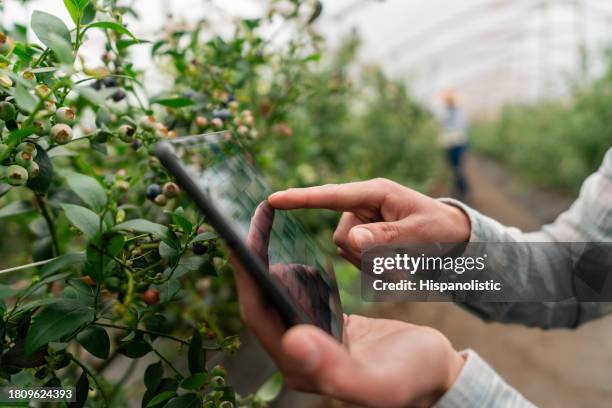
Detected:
[{"left": 352, "top": 227, "right": 374, "bottom": 248}]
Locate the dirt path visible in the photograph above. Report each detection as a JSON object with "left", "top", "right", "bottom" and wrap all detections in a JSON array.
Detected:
[{"left": 272, "top": 154, "right": 612, "bottom": 408}]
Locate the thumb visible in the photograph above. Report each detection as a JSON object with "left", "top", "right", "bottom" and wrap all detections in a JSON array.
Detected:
[
  {"left": 349, "top": 221, "right": 404, "bottom": 250},
  {"left": 282, "top": 325, "right": 359, "bottom": 397}
]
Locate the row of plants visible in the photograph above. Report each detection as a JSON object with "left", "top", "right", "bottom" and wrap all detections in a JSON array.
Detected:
[
  {"left": 0, "top": 0, "right": 441, "bottom": 406},
  {"left": 471, "top": 57, "right": 612, "bottom": 193}
]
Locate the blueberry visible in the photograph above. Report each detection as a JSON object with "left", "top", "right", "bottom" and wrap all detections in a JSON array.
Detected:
[
  {"left": 212, "top": 109, "right": 230, "bottom": 121},
  {"left": 112, "top": 90, "right": 126, "bottom": 102},
  {"left": 192, "top": 242, "right": 207, "bottom": 255},
  {"left": 102, "top": 76, "right": 119, "bottom": 87},
  {"left": 146, "top": 183, "right": 161, "bottom": 200},
  {"left": 90, "top": 80, "right": 102, "bottom": 90}
]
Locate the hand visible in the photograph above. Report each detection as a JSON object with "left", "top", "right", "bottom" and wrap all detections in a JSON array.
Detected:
[
  {"left": 268, "top": 178, "right": 471, "bottom": 267},
  {"left": 230, "top": 256, "right": 465, "bottom": 408}
]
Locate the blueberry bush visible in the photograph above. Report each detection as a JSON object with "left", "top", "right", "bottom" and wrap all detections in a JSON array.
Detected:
[
  {"left": 472, "top": 54, "right": 612, "bottom": 193},
  {"left": 0, "top": 1, "right": 440, "bottom": 406}
]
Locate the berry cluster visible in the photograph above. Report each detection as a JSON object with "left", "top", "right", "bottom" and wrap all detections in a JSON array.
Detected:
[
  {"left": 0, "top": 88, "right": 76, "bottom": 186},
  {"left": 145, "top": 181, "right": 180, "bottom": 206}
]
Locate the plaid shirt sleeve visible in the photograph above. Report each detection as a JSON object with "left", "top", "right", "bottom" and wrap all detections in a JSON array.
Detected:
[
  {"left": 435, "top": 148, "right": 612, "bottom": 406},
  {"left": 435, "top": 350, "right": 536, "bottom": 408},
  {"left": 439, "top": 147, "right": 612, "bottom": 328}
]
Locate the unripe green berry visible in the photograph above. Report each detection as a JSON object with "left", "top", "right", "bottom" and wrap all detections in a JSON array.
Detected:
[
  {"left": 0, "top": 165, "right": 7, "bottom": 179},
  {"left": 211, "top": 376, "right": 225, "bottom": 388},
  {"left": 35, "top": 84, "right": 51, "bottom": 99},
  {"left": 0, "top": 33, "right": 14, "bottom": 55},
  {"left": 15, "top": 150, "right": 33, "bottom": 167},
  {"left": 0, "top": 143, "right": 9, "bottom": 158},
  {"left": 51, "top": 124, "right": 73, "bottom": 145},
  {"left": 42, "top": 100, "right": 56, "bottom": 114},
  {"left": 118, "top": 124, "right": 136, "bottom": 142},
  {"left": 139, "top": 115, "right": 156, "bottom": 131},
  {"left": 115, "top": 180, "right": 130, "bottom": 191},
  {"left": 94, "top": 129, "right": 113, "bottom": 143},
  {"left": 211, "top": 365, "right": 226, "bottom": 377},
  {"left": 17, "top": 142, "right": 37, "bottom": 156},
  {"left": 21, "top": 70, "right": 36, "bottom": 83},
  {"left": 33, "top": 118, "right": 51, "bottom": 135},
  {"left": 0, "top": 74, "right": 12, "bottom": 88},
  {"left": 162, "top": 182, "right": 180, "bottom": 197},
  {"left": 0, "top": 101, "right": 16, "bottom": 121},
  {"left": 7, "top": 165, "right": 28, "bottom": 186},
  {"left": 153, "top": 194, "right": 167, "bottom": 206},
  {"left": 28, "top": 161, "right": 40, "bottom": 178},
  {"left": 55, "top": 107, "right": 76, "bottom": 125}
]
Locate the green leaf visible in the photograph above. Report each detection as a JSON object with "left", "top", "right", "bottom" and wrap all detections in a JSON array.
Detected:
[
  {"left": 27, "top": 145, "right": 54, "bottom": 194},
  {"left": 14, "top": 84, "right": 38, "bottom": 113},
  {"left": 145, "top": 391, "right": 176, "bottom": 408},
  {"left": 61, "top": 204, "right": 101, "bottom": 238},
  {"left": 77, "top": 325, "right": 110, "bottom": 359},
  {"left": 181, "top": 373, "right": 208, "bottom": 390},
  {"left": 81, "top": 2, "right": 96, "bottom": 24},
  {"left": 48, "top": 32, "right": 74, "bottom": 65},
  {"left": 40, "top": 252, "right": 86, "bottom": 277},
  {"left": 144, "top": 361, "right": 163, "bottom": 390},
  {"left": 31, "top": 11, "right": 72, "bottom": 54},
  {"left": 72, "top": 369, "right": 89, "bottom": 408},
  {"left": 0, "top": 200, "right": 34, "bottom": 218},
  {"left": 154, "top": 278, "right": 180, "bottom": 303},
  {"left": 64, "top": 0, "right": 81, "bottom": 25},
  {"left": 191, "top": 231, "right": 218, "bottom": 243},
  {"left": 115, "top": 219, "right": 179, "bottom": 249},
  {"left": 6, "top": 127, "right": 36, "bottom": 146},
  {"left": 255, "top": 372, "right": 283, "bottom": 402},
  {"left": 64, "top": 278, "right": 96, "bottom": 304},
  {"left": 187, "top": 328, "right": 205, "bottom": 374},
  {"left": 21, "top": 271, "right": 73, "bottom": 299},
  {"left": 171, "top": 207, "right": 192, "bottom": 234},
  {"left": 164, "top": 394, "right": 200, "bottom": 408},
  {"left": 151, "top": 97, "right": 194, "bottom": 108},
  {"left": 143, "top": 313, "right": 171, "bottom": 336},
  {"left": 61, "top": 171, "right": 107, "bottom": 212},
  {"left": 85, "top": 22, "right": 138, "bottom": 40},
  {"left": 0, "top": 284, "right": 16, "bottom": 299},
  {"left": 24, "top": 298, "right": 94, "bottom": 355},
  {"left": 117, "top": 340, "right": 151, "bottom": 358}
]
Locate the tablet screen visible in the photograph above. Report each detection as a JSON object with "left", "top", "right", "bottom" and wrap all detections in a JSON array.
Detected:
[{"left": 164, "top": 132, "right": 343, "bottom": 340}]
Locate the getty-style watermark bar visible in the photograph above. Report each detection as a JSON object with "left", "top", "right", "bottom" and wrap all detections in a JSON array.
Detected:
[{"left": 361, "top": 243, "right": 612, "bottom": 302}]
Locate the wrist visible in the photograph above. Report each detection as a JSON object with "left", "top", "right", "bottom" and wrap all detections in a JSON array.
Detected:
[{"left": 444, "top": 203, "right": 471, "bottom": 242}]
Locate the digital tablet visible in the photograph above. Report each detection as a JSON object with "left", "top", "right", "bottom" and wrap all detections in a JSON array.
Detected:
[{"left": 154, "top": 132, "right": 343, "bottom": 341}]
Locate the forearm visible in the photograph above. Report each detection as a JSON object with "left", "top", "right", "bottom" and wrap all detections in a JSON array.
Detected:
[{"left": 436, "top": 350, "right": 536, "bottom": 408}]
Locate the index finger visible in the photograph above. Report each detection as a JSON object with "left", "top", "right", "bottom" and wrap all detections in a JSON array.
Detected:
[{"left": 268, "top": 180, "right": 398, "bottom": 212}]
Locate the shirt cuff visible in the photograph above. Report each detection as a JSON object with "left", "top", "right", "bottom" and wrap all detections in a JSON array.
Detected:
[
  {"left": 435, "top": 349, "right": 535, "bottom": 408},
  {"left": 439, "top": 198, "right": 507, "bottom": 242}
]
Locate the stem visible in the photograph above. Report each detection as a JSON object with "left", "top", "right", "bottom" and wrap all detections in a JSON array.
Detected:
[
  {"left": 95, "top": 322, "right": 220, "bottom": 350},
  {"left": 70, "top": 356, "right": 110, "bottom": 408},
  {"left": 35, "top": 194, "right": 59, "bottom": 257},
  {"left": 32, "top": 48, "right": 50, "bottom": 68},
  {"left": 0, "top": 258, "right": 55, "bottom": 276},
  {"left": 145, "top": 339, "right": 184, "bottom": 379}
]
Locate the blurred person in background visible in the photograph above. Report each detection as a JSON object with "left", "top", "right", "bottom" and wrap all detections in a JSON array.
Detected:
[{"left": 438, "top": 90, "right": 470, "bottom": 199}]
